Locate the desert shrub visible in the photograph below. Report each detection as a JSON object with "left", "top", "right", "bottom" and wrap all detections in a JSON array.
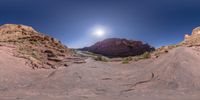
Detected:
[
  {"left": 131, "top": 52, "right": 151, "bottom": 61},
  {"left": 139, "top": 52, "right": 150, "bottom": 59},
  {"left": 122, "top": 56, "right": 133, "bottom": 64},
  {"left": 122, "top": 60, "right": 129, "bottom": 64},
  {"left": 94, "top": 55, "right": 108, "bottom": 62}
]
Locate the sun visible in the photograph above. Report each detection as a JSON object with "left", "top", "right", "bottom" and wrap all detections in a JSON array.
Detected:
[{"left": 93, "top": 28, "right": 106, "bottom": 37}]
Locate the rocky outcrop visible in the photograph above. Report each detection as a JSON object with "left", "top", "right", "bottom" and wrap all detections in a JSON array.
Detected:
[
  {"left": 80, "top": 38, "right": 154, "bottom": 57},
  {"left": 0, "top": 24, "right": 76, "bottom": 69},
  {"left": 192, "top": 26, "right": 200, "bottom": 35},
  {"left": 182, "top": 26, "right": 200, "bottom": 46}
]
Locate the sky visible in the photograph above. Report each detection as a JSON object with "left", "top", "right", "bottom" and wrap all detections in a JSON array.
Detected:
[{"left": 1, "top": 0, "right": 200, "bottom": 48}]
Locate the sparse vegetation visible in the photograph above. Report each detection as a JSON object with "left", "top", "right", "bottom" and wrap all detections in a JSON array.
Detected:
[
  {"left": 122, "top": 60, "right": 130, "bottom": 64},
  {"left": 76, "top": 51, "right": 110, "bottom": 62},
  {"left": 152, "top": 44, "right": 179, "bottom": 58},
  {"left": 122, "top": 52, "right": 151, "bottom": 63},
  {"left": 139, "top": 52, "right": 151, "bottom": 59},
  {"left": 122, "top": 56, "right": 133, "bottom": 64},
  {"left": 94, "top": 55, "right": 108, "bottom": 62}
]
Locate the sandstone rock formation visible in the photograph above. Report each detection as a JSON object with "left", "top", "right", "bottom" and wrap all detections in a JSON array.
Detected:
[
  {"left": 0, "top": 24, "right": 76, "bottom": 69},
  {"left": 192, "top": 26, "right": 200, "bottom": 35},
  {"left": 80, "top": 38, "right": 154, "bottom": 57},
  {"left": 182, "top": 26, "right": 200, "bottom": 46}
]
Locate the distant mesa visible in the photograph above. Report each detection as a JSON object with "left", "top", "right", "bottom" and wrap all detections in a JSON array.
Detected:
[{"left": 80, "top": 38, "right": 155, "bottom": 57}]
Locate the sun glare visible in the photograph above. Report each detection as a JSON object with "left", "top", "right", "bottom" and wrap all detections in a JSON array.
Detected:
[{"left": 93, "top": 28, "right": 106, "bottom": 37}]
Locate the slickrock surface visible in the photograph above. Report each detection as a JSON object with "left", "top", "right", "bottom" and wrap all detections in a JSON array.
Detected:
[{"left": 1, "top": 45, "right": 200, "bottom": 100}]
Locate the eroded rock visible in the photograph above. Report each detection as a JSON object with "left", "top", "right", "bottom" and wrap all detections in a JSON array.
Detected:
[{"left": 0, "top": 24, "right": 75, "bottom": 69}]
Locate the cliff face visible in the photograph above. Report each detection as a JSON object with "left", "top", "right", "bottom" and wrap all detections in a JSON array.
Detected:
[
  {"left": 0, "top": 24, "right": 74, "bottom": 69},
  {"left": 81, "top": 38, "right": 154, "bottom": 57}
]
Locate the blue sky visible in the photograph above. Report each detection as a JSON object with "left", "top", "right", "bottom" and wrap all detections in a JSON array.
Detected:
[{"left": 1, "top": 0, "right": 200, "bottom": 48}]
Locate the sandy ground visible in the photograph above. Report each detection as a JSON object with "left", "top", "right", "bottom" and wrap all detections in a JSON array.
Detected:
[{"left": 0, "top": 46, "right": 200, "bottom": 100}]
